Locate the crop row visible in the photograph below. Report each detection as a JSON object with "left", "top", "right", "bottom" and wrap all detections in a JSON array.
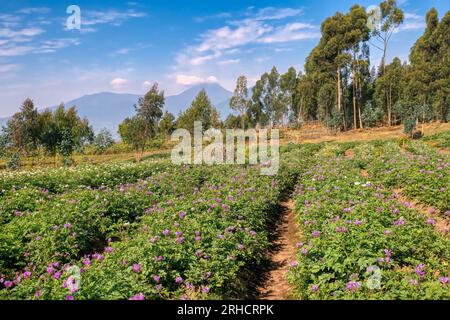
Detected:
[
  {"left": 0, "top": 164, "right": 287, "bottom": 300},
  {"left": 0, "top": 143, "right": 323, "bottom": 300},
  {"left": 354, "top": 141, "right": 449, "bottom": 214},
  {"left": 0, "top": 160, "right": 171, "bottom": 195},
  {"left": 289, "top": 155, "right": 449, "bottom": 299},
  {"left": 0, "top": 166, "right": 214, "bottom": 277}
]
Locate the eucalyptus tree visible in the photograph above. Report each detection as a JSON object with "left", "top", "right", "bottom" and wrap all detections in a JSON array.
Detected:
[
  {"left": 369, "top": 0, "right": 404, "bottom": 75},
  {"left": 280, "top": 67, "right": 298, "bottom": 127},
  {"left": 230, "top": 75, "right": 250, "bottom": 129}
]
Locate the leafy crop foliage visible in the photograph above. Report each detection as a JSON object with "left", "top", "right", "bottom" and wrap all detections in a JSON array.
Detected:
[
  {"left": 288, "top": 141, "right": 449, "bottom": 299},
  {"left": 0, "top": 139, "right": 448, "bottom": 300}
]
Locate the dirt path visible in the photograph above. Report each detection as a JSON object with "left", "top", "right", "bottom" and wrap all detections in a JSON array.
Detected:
[{"left": 258, "top": 199, "right": 299, "bottom": 300}]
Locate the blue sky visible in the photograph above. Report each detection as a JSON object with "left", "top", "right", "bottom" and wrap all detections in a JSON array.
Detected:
[{"left": 0, "top": 0, "right": 449, "bottom": 117}]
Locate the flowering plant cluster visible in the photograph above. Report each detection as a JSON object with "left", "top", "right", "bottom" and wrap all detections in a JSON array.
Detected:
[
  {"left": 0, "top": 160, "right": 171, "bottom": 195},
  {"left": 364, "top": 140, "right": 449, "bottom": 215},
  {"left": 289, "top": 145, "right": 449, "bottom": 299},
  {"left": 0, "top": 153, "right": 303, "bottom": 299}
]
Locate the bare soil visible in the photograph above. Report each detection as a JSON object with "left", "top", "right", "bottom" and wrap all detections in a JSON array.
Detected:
[{"left": 258, "top": 199, "right": 300, "bottom": 300}]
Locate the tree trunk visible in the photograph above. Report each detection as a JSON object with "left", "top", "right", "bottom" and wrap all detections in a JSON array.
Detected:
[
  {"left": 337, "top": 66, "right": 342, "bottom": 112},
  {"left": 387, "top": 83, "right": 392, "bottom": 127},
  {"left": 357, "top": 62, "right": 363, "bottom": 130},
  {"left": 358, "top": 95, "right": 363, "bottom": 130},
  {"left": 353, "top": 76, "right": 357, "bottom": 130},
  {"left": 383, "top": 36, "right": 388, "bottom": 75}
]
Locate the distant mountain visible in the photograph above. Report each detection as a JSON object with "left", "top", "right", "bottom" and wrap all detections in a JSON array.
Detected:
[
  {"left": 0, "top": 83, "right": 234, "bottom": 136},
  {"left": 165, "top": 83, "right": 233, "bottom": 118},
  {"left": 59, "top": 92, "right": 141, "bottom": 135},
  {"left": 0, "top": 117, "right": 8, "bottom": 128}
]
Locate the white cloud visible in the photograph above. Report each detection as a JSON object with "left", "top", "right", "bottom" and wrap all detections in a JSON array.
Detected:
[
  {"left": 195, "top": 12, "right": 232, "bottom": 23},
  {"left": 115, "top": 48, "right": 132, "bottom": 55},
  {"left": 0, "top": 14, "right": 20, "bottom": 28},
  {"left": 206, "top": 76, "right": 218, "bottom": 83},
  {"left": 404, "top": 13, "right": 421, "bottom": 20},
  {"left": 399, "top": 21, "right": 425, "bottom": 31},
  {"left": 0, "top": 46, "right": 33, "bottom": 57},
  {"left": 395, "top": 12, "right": 425, "bottom": 33},
  {"left": 217, "top": 59, "right": 240, "bottom": 65},
  {"left": 176, "top": 74, "right": 218, "bottom": 85},
  {"left": 35, "top": 38, "right": 80, "bottom": 53},
  {"left": 0, "top": 17, "right": 82, "bottom": 57},
  {"left": 17, "top": 7, "right": 51, "bottom": 14},
  {"left": 274, "top": 47, "right": 292, "bottom": 52},
  {"left": 81, "top": 10, "right": 147, "bottom": 27},
  {"left": 256, "top": 56, "right": 271, "bottom": 63},
  {"left": 174, "top": 7, "right": 317, "bottom": 68},
  {"left": 0, "top": 27, "right": 45, "bottom": 39},
  {"left": 244, "top": 7, "right": 303, "bottom": 22},
  {"left": 142, "top": 80, "right": 153, "bottom": 88},
  {"left": 258, "top": 22, "right": 318, "bottom": 43},
  {"left": 110, "top": 77, "right": 130, "bottom": 88},
  {"left": 0, "top": 63, "right": 20, "bottom": 73}
]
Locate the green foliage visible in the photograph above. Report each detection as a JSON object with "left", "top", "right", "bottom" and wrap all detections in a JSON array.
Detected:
[
  {"left": 0, "top": 162, "right": 296, "bottom": 300},
  {"left": 407, "top": 9, "right": 449, "bottom": 122},
  {"left": 119, "top": 83, "right": 165, "bottom": 156},
  {"left": 119, "top": 116, "right": 148, "bottom": 155},
  {"left": 158, "top": 112, "right": 175, "bottom": 138},
  {"left": 229, "top": 76, "right": 250, "bottom": 129},
  {"left": 326, "top": 108, "right": 344, "bottom": 132},
  {"left": 403, "top": 118, "right": 416, "bottom": 135},
  {"left": 289, "top": 149, "right": 449, "bottom": 300},
  {"left": 94, "top": 128, "right": 115, "bottom": 154},
  {"left": 224, "top": 114, "right": 244, "bottom": 129},
  {"left": 0, "top": 132, "right": 9, "bottom": 158},
  {"left": 362, "top": 101, "right": 384, "bottom": 127},
  {"left": 176, "top": 89, "right": 221, "bottom": 134},
  {"left": 3, "top": 100, "right": 93, "bottom": 160},
  {"left": 6, "top": 153, "right": 20, "bottom": 170},
  {"left": 135, "top": 83, "right": 164, "bottom": 136},
  {"left": 5, "top": 99, "right": 40, "bottom": 156}
]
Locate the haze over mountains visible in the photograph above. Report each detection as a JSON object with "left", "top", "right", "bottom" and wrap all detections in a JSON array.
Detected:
[{"left": 0, "top": 83, "right": 234, "bottom": 135}]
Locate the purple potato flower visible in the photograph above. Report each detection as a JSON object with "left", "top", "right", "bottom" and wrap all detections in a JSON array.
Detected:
[
  {"left": 129, "top": 293, "right": 145, "bottom": 300},
  {"left": 346, "top": 281, "right": 361, "bottom": 292},
  {"left": 132, "top": 263, "right": 142, "bottom": 273},
  {"left": 175, "top": 276, "right": 183, "bottom": 284}
]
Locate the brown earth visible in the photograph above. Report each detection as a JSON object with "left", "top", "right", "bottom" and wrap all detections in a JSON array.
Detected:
[
  {"left": 281, "top": 122, "right": 450, "bottom": 145},
  {"left": 258, "top": 199, "right": 300, "bottom": 300}
]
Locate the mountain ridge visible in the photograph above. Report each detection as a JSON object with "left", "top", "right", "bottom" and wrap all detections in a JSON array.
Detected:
[{"left": 0, "top": 83, "right": 235, "bottom": 134}]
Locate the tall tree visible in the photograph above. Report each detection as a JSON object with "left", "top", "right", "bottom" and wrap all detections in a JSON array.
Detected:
[
  {"left": 230, "top": 75, "right": 250, "bottom": 129},
  {"left": 6, "top": 98, "right": 40, "bottom": 157},
  {"left": 293, "top": 72, "right": 316, "bottom": 124},
  {"left": 94, "top": 128, "right": 114, "bottom": 154},
  {"left": 118, "top": 116, "right": 148, "bottom": 159},
  {"left": 374, "top": 57, "right": 404, "bottom": 125},
  {"left": 136, "top": 83, "right": 165, "bottom": 139},
  {"left": 176, "top": 89, "right": 221, "bottom": 134},
  {"left": 248, "top": 76, "right": 269, "bottom": 128},
  {"left": 119, "top": 83, "right": 165, "bottom": 159},
  {"left": 369, "top": 0, "right": 404, "bottom": 74},
  {"left": 368, "top": 0, "right": 404, "bottom": 126},
  {"left": 280, "top": 67, "right": 298, "bottom": 127},
  {"left": 347, "top": 5, "right": 370, "bottom": 129},
  {"left": 409, "top": 8, "right": 449, "bottom": 123},
  {"left": 263, "top": 66, "right": 283, "bottom": 126}
]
